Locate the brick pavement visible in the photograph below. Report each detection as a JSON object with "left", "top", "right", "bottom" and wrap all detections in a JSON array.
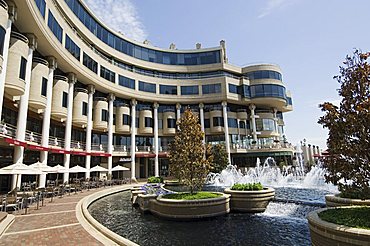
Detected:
[{"left": 0, "top": 188, "right": 108, "bottom": 246}]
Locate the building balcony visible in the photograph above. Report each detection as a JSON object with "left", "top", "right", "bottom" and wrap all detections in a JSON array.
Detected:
[{"left": 5, "top": 32, "right": 29, "bottom": 98}]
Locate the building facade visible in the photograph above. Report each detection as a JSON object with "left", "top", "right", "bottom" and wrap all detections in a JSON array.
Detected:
[{"left": 0, "top": 0, "right": 293, "bottom": 191}]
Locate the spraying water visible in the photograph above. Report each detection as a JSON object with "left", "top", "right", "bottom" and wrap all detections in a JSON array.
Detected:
[{"left": 206, "top": 157, "right": 337, "bottom": 192}]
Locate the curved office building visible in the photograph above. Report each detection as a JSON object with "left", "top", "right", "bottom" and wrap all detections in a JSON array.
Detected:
[{"left": 0, "top": 0, "right": 293, "bottom": 190}]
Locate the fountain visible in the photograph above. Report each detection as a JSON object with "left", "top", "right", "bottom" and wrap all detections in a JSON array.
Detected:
[
  {"left": 87, "top": 156, "right": 339, "bottom": 245},
  {"left": 206, "top": 157, "right": 337, "bottom": 192}
]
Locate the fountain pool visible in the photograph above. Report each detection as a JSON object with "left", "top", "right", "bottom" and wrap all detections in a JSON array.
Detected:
[{"left": 88, "top": 159, "right": 337, "bottom": 245}]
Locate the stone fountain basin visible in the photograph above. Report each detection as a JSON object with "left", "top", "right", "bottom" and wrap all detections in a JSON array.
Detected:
[
  {"left": 148, "top": 192, "right": 230, "bottom": 220},
  {"left": 224, "top": 187, "right": 275, "bottom": 213},
  {"left": 308, "top": 207, "right": 370, "bottom": 246},
  {"left": 325, "top": 194, "right": 370, "bottom": 207}
]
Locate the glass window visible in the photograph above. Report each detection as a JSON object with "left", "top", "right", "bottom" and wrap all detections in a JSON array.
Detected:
[
  {"left": 167, "top": 118, "right": 176, "bottom": 128},
  {"left": 228, "top": 84, "right": 238, "bottom": 94},
  {"left": 82, "top": 53, "right": 98, "bottom": 73},
  {"left": 34, "top": 0, "right": 46, "bottom": 18},
  {"left": 65, "top": 35, "right": 80, "bottom": 60},
  {"left": 123, "top": 114, "right": 131, "bottom": 125},
  {"left": 245, "top": 70, "right": 282, "bottom": 81},
  {"left": 160, "top": 85, "right": 177, "bottom": 95},
  {"left": 204, "top": 119, "right": 210, "bottom": 128},
  {"left": 181, "top": 85, "right": 199, "bottom": 95},
  {"left": 0, "top": 26, "right": 5, "bottom": 56},
  {"left": 47, "top": 11, "right": 63, "bottom": 43},
  {"left": 118, "top": 75, "right": 135, "bottom": 89},
  {"left": 145, "top": 117, "right": 153, "bottom": 127},
  {"left": 227, "top": 118, "right": 238, "bottom": 128},
  {"left": 213, "top": 117, "right": 224, "bottom": 127},
  {"left": 19, "top": 57, "right": 27, "bottom": 80},
  {"left": 64, "top": 0, "right": 221, "bottom": 65},
  {"left": 100, "top": 66, "right": 115, "bottom": 83},
  {"left": 139, "top": 81, "right": 156, "bottom": 93},
  {"left": 82, "top": 102, "right": 88, "bottom": 116},
  {"left": 239, "top": 121, "right": 246, "bottom": 129},
  {"left": 41, "top": 77, "right": 47, "bottom": 96},
  {"left": 202, "top": 84, "right": 221, "bottom": 94},
  {"left": 62, "top": 91, "right": 68, "bottom": 108},
  {"left": 101, "top": 109, "right": 108, "bottom": 122}
]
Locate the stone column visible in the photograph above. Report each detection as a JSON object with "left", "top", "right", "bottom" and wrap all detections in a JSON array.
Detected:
[
  {"left": 222, "top": 101, "right": 231, "bottom": 164},
  {"left": 107, "top": 93, "right": 115, "bottom": 177},
  {"left": 39, "top": 56, "right": 57, "bottom": 188},
  {"left": 249, "top": 104, "right": 257, "bottom": 142},
  {"left": 176, "top": 103, "right": 181, "bottom": 122},
  {"left": 63, "top": 73, "right": 76, "bottom": 183},
  {"left": 0, "top": 2, "right": 15, "bottom": 121},
  {"left": 199, "top": 103, "right": 205, "bottom": 145},
  {"left": 130, "top": 99, "right": 137, "bottom": 181},
  {"left": 273, "top": 108, "right": 279, "bottom": 140},
  {"left": 12, "top": 34, "right": 36, "bottom": 189},
  {"left": 153, "top": 102, "right": 159, "bottom": 177},
  {"left": 85, "top": 85, "right": 95, "bottom": 179}
]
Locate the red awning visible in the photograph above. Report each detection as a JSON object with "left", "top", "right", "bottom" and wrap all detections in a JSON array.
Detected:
[
  {"left": 28, "top": 144, "right": 49, "bottom": 151},
  {"left": 5, "top": 137, "right": 27, "bottom": 147}
]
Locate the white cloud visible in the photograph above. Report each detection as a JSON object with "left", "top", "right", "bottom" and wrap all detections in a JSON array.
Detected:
[
  {"left": 83, "top": 0, "right": 147, "bottom": 42},
  {"left": 258, "top": 0, "right": 295, "bottom": 19}
]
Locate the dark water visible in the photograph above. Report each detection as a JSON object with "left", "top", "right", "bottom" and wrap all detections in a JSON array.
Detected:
[{"left": 89, "top": 187, "right": 332, "bottom": 246}]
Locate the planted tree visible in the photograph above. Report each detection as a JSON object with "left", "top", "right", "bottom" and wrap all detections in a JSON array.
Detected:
[
  {"left": 318, "top": 50, "right": 370, "bottom": 199},
  {"left": 210, "top": 144, "right": 229, "bottom": 173},
  {"left": 169, "top": 109, "right": 213, "bottom": 193}
]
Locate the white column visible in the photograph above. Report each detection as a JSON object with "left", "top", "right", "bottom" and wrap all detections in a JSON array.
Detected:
[
  {"left": 39, "top": 57, "right": 57, "bottom": 188},
  {"left": 199, "top": 103, "right": 205, "bottom": 145},
  {"left": 249, "top": 104, "right": 257, "bottom": 142},
  {"left": 63, "top": 73, "right": 76, "bottom": 183},
  {"left": 222, "top": 101, "right": 231, "bottom": 164},
  {"left": 273, "top": 108, "right": 279, "bottom": 140},
  {"left": 153, "top": 102, "right": 159, "bottom": 177},
  {"left": 176, "top": 103, "right": 181, "bottom": 122},
  {"left": 12, "top": 35, "right": 36, "bottom": 189},
  {"left": 0, "top": 6, "right": 15, "bottom": 121},
  {"left": 107, "top": 93, "right": 115, "bottom": 178},
  {"left": 85, "top": 85, "right": 95, "bottom": 179},
  {"left": 130, "top": 99, "right": 137, "bottom": 181}
]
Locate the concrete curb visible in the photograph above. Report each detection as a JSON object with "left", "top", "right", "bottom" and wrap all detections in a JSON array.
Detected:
[
  {"left": 0, "top": 214, "right": 15, "bottom": 238},
  {"left": 76, "top": 185, "right": 141, "bottom": 246}
]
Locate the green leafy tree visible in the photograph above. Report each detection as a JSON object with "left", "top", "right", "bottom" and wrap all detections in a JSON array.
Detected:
[
  {"left": 210, "top": 144, "right": 229, "bottom": 173},
  {"left": 318, "top": 50, "right": 370, "bottom": 199},
  {"left": 169, "top": 109, "right": 213, "bottom": 193}
]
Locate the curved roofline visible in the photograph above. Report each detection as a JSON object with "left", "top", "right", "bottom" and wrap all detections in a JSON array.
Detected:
[{"left": 78, "top": 0, "right": 222, "bottom": 53}]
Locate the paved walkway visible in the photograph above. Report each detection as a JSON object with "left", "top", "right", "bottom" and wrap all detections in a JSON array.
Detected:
[{"left": 0, "top": 187, "right": 119, "bottom": 246}]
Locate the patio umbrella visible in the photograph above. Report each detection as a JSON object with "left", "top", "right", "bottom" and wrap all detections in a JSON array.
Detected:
[
  {"left": 69, "top": 165, "right": 88, "bottom": 183},
  {"left": 30, "top": 162, "right": 55, "bottom": 188},
  {"left": 49, "top": 164, "right": 69, "bottom": 186},
  {"left": 111, "top": 165, "right": 130, "bottom": 180},
  {"left": 0, "top": 163, "right": 43, "bottom": 190},
  {"left": 90, "top": 165, "right": 108, "bottom": 180}
]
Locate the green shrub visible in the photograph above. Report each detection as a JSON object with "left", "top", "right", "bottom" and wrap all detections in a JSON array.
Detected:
[
  {"left": 162, "top": 192, "right": 222, "bottom": 200},
  {"left": 319, "top": 207, "right": 370, "bottom": 230},
  {"left": 230, "top": 183, "right": 263, "bottom": 191},
  {"left": 147, "top": 176, "right": 163, "bottom": 183}
]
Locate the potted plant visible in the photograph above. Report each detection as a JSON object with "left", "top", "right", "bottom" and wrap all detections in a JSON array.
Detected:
[
  {"left": 309, "top": 50, "right": 370, "bottom": 244},
  {"left": 224, "top": 183, "right": 275, "bottom": 212},
  {"left": 149, "top": 109, "right": 230, "bottom": 220}
]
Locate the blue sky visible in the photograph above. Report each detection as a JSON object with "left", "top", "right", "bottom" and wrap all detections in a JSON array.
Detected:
[{"left": 84, "top": 0, "right": 370, "bottom": 149}]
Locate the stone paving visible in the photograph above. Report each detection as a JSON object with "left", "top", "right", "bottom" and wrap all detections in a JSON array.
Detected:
[{"left": 0, "top": 187, "right": 111, "bottom": 246}]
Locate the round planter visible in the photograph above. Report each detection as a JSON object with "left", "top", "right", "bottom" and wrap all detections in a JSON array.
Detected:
[
  {"left": 325, "top": 194, "right": 370, "bottom": 207},
  {"left": 307, "top": 207, "right": 370, "bottom": 246},
  {"left": 224, "top": 187, "right": 275, "bottom": 213},
  {"left": 149, "top": 192, "right": 230, "bottom": 220}
]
